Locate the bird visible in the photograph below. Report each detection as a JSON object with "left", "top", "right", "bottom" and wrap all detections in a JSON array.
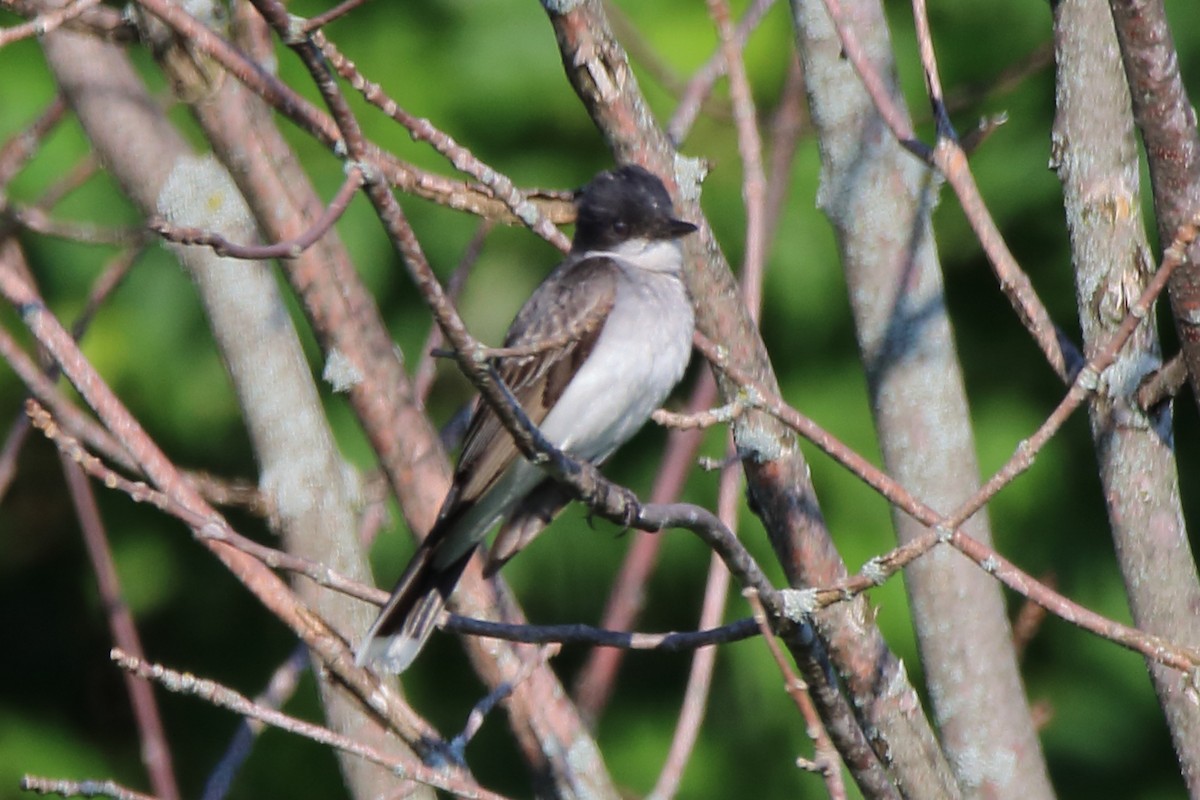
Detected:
[{"left": 357, "top": 164, "right": 698, "bottom": 674}]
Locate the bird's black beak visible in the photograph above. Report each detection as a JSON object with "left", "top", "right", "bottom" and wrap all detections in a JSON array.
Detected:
[{"left": 666, "top": 218, "right": 699, "bottom": 238}]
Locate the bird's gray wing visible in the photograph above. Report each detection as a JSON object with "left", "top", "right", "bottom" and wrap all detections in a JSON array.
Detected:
[{"left": 441, "top": 255, "right": 620, "bottom": 519}]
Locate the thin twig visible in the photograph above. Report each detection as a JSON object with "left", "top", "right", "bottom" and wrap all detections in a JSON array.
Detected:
[
  {"left": 666, "top": 0, "right": 779, "bottom": 145},
  {"left": 200, "top": 645, "right": 310, "bottom": 800},
  {"left": 942, "top": 42, "right": 1054, "bottom": 117},
  {"left": 0, "top": 242, "right": 142, "bottom": 502},
  {"left": 1011, "top": 574, "right": 1054, "bottom": 661},
  {"left": 745, "top": 590, "right": 846, "bottom": 799},
  {"left": 762, "top": 53, "right": 808, "bottom": 246},
  {"left": 692, "top": 212, "right": 1200, "bottom": 677},
  {"left": 36, "top": 152, "right": 101, "bottom": 209},
  {"left": 184, "top": 471, "right": 272, "bottom": 518},
  {"left": 20, "top": 776, "right": 158, "bottom": 800},
  {"left": 648, "top": 442, "right": 737, "bottom": 800},
  {"left": 0, "top": 299, "right": 140, "bottom": 481},
  {"left": 111, "top": 649, "right": 510, "bottom": 800},
  {"left": 911, "top": 0, "right": 954, "bottom": 139},
  {"left": 0, "top": 0, "right": 102, "bottom": 47},
  {"left": 430, "top": 307, "right": 610, "bottom": 363},
  {"left": 149, "top": 168, "right": 362, "bottom": 259},
  {"left": 414, "top": 219, "right": 493, "bottom": 402},
  {"left": 1, "top": 0, "right": 129, "bottom": 38},
  {"left": 819, "top": 0, "right": 1078, "bottom": 381},
  {"left": 652, "top": 398, "right": 745, "bottom": 430},
  {"left": 299, "top": 0, "right": 372, "bottom": 33},
  {"left": 313, "top": 30, "right": 571, "bottom": 251},
  {"left": 5, "top": 203, "right": 147, "bottom": 246},
  {"left": 708, "top": 0, "right": 767, "bottom": 317},
  {"left": 0, "top": 94, "right": 68, "bottom": 187},
  {"left": 446, "top": 615, "right": 758, "bottom": 651},
  {"left": 62, "top": 456, "right": 180, "bottom": 800},
  {"left": 1135, "top": 353, "right": 1187, "bottom": 410},
  {"left": 449, "top": 645, "right": 561, "bottom": 756},
  {"left": 572, "top": 370, "right": 720, "bottom": 720}
]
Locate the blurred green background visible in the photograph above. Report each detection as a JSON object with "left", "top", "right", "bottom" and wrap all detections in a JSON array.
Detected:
[{"left": 1, "top": 0, "right": 1199, "bottom": 797}]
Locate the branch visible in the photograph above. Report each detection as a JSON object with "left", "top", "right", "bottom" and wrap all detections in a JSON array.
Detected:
[
  {"left": 242, "top": 5, "right": 621, "bottom": 794},
  {"left": 446, "top": 615, "right": 758, "bottom": 651},
  {"left": 0, "top": 0, "right": 100, "bottom": 47},
  {"left": 1053, "top": 0, "right": 1200, "bottom": 786},
  {"left": 314, "top": 31, "right": 571, "bottom": 251},
  {"left": 666, "top": 0, "right": 778, "bottom": 145},
  {"left": 572, "top": 370, "right": 721, "bottom": 719},
  {"left": 20, "top": 776, "right": 157, "bottom": 800},
  {"left": 1108, "top": 0, "right": 1200, "bottom": 412},
  {"left": 796, "top": 0, "right": 1053, "bottom": 789},
  {"left": 148, "top": 168, "right": 362, "bottom": 259},
  {"left": 0, "top": 252, "right": 455, "bottom": 765},
  {"left": 543, "top": 2, "right": 942, "bottom": 794},
  {"left": 200, "top": 645, "right": 310, "bottom": 800},
  {"left": 745, "top": 590, "right": 846, "bottom": 800},
  {"left": 693, "top": 212, "right": 1200, "bottom": 678},
  {"left": 63, "top": 457, "right": 180, "bottom": 800},
  {"left": 111, "top": 650, "right": 509, "bottom": 800},
  {"left": 816, "top": 0, "right": 1079, "bottom": 381},
  {"left": 0, "top": 94, "right": 68, "bottom": 186}
]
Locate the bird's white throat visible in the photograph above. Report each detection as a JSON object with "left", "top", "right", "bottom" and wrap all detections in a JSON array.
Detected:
[{"left": 585, "top": 237, "right": 684, "bottom": 274}]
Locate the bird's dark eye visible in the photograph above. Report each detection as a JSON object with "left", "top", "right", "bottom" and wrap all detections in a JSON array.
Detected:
[{"left": 612, "top": 220, "right": 629, "bottom": 235}]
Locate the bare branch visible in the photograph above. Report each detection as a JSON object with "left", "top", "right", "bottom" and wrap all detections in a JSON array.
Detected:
[
  {"left": 413, "top": 220, "right": 493, "bottom": 402},
  {"left": 1054, "top": 0, "right": 1200, "bottom": 785},
  {"left": 111, "top": 650, "right": 510, "bottom": 800},
  {"left": 543, "top": 2, "right": 947, "bottom": 792},
  {"left": 314, "top": 31, "right": 571, "bottom": 250},
  {"left": 1108, "top": 0, "right": 1200, "bottom": 412},
  {"left": 5, "top": 203, "right": 147, "bottom": 246},
  {"left": 148, "top": 168, "right": 362, "bottom": 259},
  {"left": 449, "top": 645, "right": 561, "bottom": 756},
  {"left": 20, "top": 776, "right": 158, "bottom": 800},
  {"left": 667, "top": 0, "right": 779, "bottom": 145},
  {"left": 0, "top": 94, "right": 68, "bottom": 186},
  {"left": 572, "top": 371, "right": 720, "bottom": 719},
  {"left": 693, "top": 216, "right": 1200, "bottom": 678},
  {"left": 63, "top": 458, "right": 180, "bottom": 800},
  {"left": 200, "top": 645, "right": 310, "bottom": 800},
  {"left": 815, "top": 0, "right": 1079, "bottom": 381},
  {"left": 648, "top": 445, "right": 737, "bottom": 800},
  {"left": 0, "top": 0, "right": 100, "bottom": 47},
  {"left": 745, "top": 589, "right": 846, "bottom": 800},
  {"left": 1136, "top": 353, "right": 1187, "bottom": 410}
]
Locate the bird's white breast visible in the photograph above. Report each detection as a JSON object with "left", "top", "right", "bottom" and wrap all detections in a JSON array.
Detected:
[{"left": 539, "top": 239, "right": 694, "bottom": 461}]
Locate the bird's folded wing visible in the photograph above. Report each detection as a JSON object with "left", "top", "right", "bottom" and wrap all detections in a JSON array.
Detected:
[{"left": 449, "top": 256, "right": 620, "bottom": 510}]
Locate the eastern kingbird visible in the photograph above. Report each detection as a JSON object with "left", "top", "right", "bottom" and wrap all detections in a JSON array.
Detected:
[{"left": 357, "top": 165, "right": 698, "bottom": 673}]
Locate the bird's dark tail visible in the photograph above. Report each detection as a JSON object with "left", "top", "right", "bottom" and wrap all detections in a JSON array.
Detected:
[{"left": 356, "top": 540, "right": 473, "bottom": 674}]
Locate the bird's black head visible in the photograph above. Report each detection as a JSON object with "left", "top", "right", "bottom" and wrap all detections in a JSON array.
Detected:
[{"left": 572, "top": 165, "right": 698, "bottom": 252}]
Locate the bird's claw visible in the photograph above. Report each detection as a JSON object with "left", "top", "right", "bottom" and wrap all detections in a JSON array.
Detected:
[{"left": 612, "top": 483, "right": 640, "bottom": 529}]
